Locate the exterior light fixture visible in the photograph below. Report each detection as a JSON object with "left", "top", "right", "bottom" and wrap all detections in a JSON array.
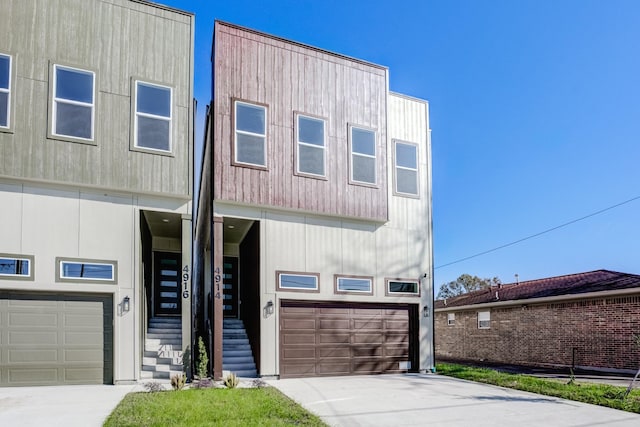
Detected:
[
  {"left": 123, "top": 296, "right": 130, "bottom": 313},
  {"left": 266, "top": 300, "right": 274, "bottom": 315},
  {"left": 422, "top": 306, "right": 429, "bottom": 317}
]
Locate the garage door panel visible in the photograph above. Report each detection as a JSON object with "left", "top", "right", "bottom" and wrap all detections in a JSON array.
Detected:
[
  {"left": 282, "top": 318, "right": 315, "bottom": 329},
  {"left": 65, "top": 331, "right": 102, "bottom": 346},
  {"left": 9, "top": 368, "right": 59, "bottom": 384},
  {"left": 280, "top": 301, "right": 416, "bottom": 378},
  {"left": 9, "top": 331, "right": 57, "bottom": 344},
  {"left": 11, "top": 312, "right": 58, "bottom": 326},
  {"left": 9, "top": 349, "right": 58, "bottom": 363},
  {"left": 282, "top": 332, "right": 315, "bottom": 345}
]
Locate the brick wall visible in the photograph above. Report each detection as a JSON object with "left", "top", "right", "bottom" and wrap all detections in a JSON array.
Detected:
[{"left": 435, "top": 294, "right": 640, "bottom": 372}]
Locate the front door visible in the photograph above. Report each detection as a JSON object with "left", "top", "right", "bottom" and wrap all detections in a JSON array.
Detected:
[
  {"left": 154, "top": 252, "right": 181, "bottom": 316},
  {"left": 223, "top": 257, "right": 238, "bottom": 318}
]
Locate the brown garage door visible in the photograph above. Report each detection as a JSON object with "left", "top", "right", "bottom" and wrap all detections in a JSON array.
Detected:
[
  {"left": 0, "top": 292, "right": 113, "bottom": 386},
  {"left": 280, "top": 300, "right": 417, "bottom": 378}
]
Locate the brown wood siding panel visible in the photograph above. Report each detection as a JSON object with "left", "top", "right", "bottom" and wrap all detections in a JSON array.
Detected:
[
  {"left": 279, "top": 301, "right": 413, "bottom": 378},
  {"left": 212, "top": 23, "right": 387, "bottom": 221}
]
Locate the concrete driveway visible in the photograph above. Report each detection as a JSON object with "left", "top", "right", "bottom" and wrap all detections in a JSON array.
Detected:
[
  {"left": 0, "top": 384, "right": 138, "bottom": 427},
  {"left": 269, "top": 373, "right": 640, "bottom": 427}
]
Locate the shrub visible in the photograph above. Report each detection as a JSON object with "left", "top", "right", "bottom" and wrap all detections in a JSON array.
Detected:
[
  {"left": 171, "top": 373, "right": 186, "bottom": 390},
  {"left": 197, "top": 336, "right": 209, "bottom": 379},
  {"left": 223, "top": 372, "right": 240, "bottom": 389}
]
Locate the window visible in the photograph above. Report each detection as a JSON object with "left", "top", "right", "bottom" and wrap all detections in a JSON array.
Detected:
[
  {"left": 447, "top": 313, "right": 455, "bottom": 326},
  {"left": 335, "top": 275, "right": 373, "bottom": 295},
  {"left": 234, "top": 100, "right": 267, "bottom": 167},
  {"left": 276, "top": 271, "right": 319, "bottom": 292},
  {"left": 0, "top": 254, "right": 33, "bottom": 280},
  {"left": 394, "top": 140, "right": 419, "bottom": 196},
  {"left": 349, "top": 126, "right": 376, "bottom": 185},
  {"left": 134, "top": 81, "right": 172, "bottom": 153},
  {"left": 478, "top": 310, "right": 491, "bottom": 329},
  {"left": 386, "top": 279, "right": 419, "bottom": 296},
  {"left": 0, "top": 54, "right": 11, "bottom": 129},
  {"left": 296, "top": 114, "right": 326, "bottom": 177},
  {"left": 52, "top": 64, "right": 95, "bottom": 141},
  {"left": 56, "top": 257, "right": 117, "bottom": 284}
]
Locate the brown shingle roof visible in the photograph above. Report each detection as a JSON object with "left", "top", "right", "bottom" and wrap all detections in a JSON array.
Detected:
[{"left": 434, "top": 270, "right": 640, "bottom": 309}]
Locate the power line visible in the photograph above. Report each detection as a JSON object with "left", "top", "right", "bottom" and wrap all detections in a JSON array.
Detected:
[{"left": 435, "top": 194, "right": 640, "bottom": 270}]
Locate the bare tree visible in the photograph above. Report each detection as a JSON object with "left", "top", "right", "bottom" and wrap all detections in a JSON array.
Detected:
[{"left": 437, "top": 274, "right": 501, "bottom": 300}]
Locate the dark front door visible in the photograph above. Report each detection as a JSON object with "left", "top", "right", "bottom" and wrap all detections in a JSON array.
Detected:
[
  {"left": 223, "top": 257, "right": 239, "bottom": 318},
  {"left": 154, "top": 252, "right": 181, "bottom": 316}
]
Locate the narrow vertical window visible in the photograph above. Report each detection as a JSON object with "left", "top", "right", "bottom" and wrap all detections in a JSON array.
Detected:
[
  {"left": 349, "top": 126, "right": 376, "bottom": 185},
  {"left": 52, "top": 65, "right": 95, "bottom": 140},
  {"left": 234, "top": 100, "right": 267, "bottom": 167},
  {"left": 394, "top": 140, "right": 419, "bottom": 196},
  {"left": 134, "top": 81, "right": 172, "bottom": 153},
  {"left": 447, "top": 313, "right": 455, "bottom": 326},
  {"left": 296, "top": 114, "right": 326, "bottom": 177},
  {"left": 0, "top": 54, "right": 11, "bottom": 129},
  {"left": 478, "top": 310, "right": 491, "bottom": 329}
]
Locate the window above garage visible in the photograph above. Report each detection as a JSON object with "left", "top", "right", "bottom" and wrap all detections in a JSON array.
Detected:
[
  {"left": 276, "top": 271, "right": 319, "bottom": 293},
  {"left": 56, "top": 257, "right": 117, "bottom": 284},
  {"left": 335, "top": 275, "right": 373, "bottom": 295},
  {"left": 0, "top": 253, "right": 34, "bottom": 281}
]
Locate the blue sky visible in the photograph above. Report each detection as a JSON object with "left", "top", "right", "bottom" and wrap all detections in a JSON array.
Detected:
[{"left": 162, "top": 0, "right": 640, "bottom": 294}]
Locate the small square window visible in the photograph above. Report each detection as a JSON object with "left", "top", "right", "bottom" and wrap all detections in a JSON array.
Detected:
[
  {"left": 335, "top": 275, "right": 373, "bottom": 295},
  {"left": 276, "top": 271, "right": 319, "bottom": 293},
  {"left": 447, "top": 313, "right": 455, "bottom": 326},
  {"left": 134, "top": 80, "right": 172, "bottom": 153},
  {"left": 349, "top": 126, "right": 377, "bottom": 185},
  {"left": 394, "top": 140, "right": 419, "bottom": 196},
  {"left": 234, "top": 100, "right": 267, "bottom": 168},
  {"left": 56, "top": 257, "right": 117, "bottom": 284},
  {"left": 52, "top": 64, "right": 95, "bottom": 141},
  {"left": 386, "top": 279, "right": 419, "bottom": 296},
  {"left": 0, "top": 253, "right": 34, "bottom": 281},
  {"left": 0, "top": 53, "right": 12, "bottom": 129},
  {"left": 296, "top": 114, "right": 326, "bottom": 177},
  {"left": 478, "top": 310, "right": 490, "bottom": 329}
]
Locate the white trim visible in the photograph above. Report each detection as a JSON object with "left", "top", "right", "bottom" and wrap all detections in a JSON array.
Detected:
[
  {"left": 0, "top": 255, "right": 31, "bottom": 279},
  {"left": 336, "top": 276, "right": 372, "bottom": 293},
  {"left": 58, "top": 260, "right": 116, "bottom": 282},
  {"left": 52, "top": 64, "right": 95, "bottom": 141},
  {"left": 477, "top": 310, "right": 491, "bottom": 329},
  {"left": 134, "top": 80, "right": 173, "bottom": 153},
  {"left": 278, "top": 273, "right": 318, "bottom": 291}
]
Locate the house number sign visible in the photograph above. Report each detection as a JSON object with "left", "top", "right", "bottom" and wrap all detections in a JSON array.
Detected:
[
  {"left": 182, "top": 265, "right": 190, "bottom": 299},
  {"left": 214, "top": 267, "right": 222, "bottom": 300}
]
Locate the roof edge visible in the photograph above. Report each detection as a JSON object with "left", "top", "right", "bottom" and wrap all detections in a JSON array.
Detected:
[{"left": 130, "top": 0, "right": 194, "bottom": 17}]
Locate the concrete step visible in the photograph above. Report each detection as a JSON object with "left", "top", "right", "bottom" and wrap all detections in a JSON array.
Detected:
[
  {"left": 223, "top": 337, "right": 249, "bottom": 345},
  {"left": 144, "top": 343, "right": 183, "bottom": 352},
  {"left": 144, "top": 349, "right": 182, "bottom": 359},
  {"left": 223, "top": 355, "right": 255, "bottom": 364},
  {"left": 142, "top": 363, "right": 182, "bottom": 372},
  {"left": 145, "top": 338, "right": 182, "bottom": 346},
  {"left": 223, "top": 349, "right": 253, "bottom": 358},
  {"left": 147, "top": 332, "right": 182, "bottom": 340},
  {"left": 223, "top": 362, "right": 257, "bottom": 371},
  {"left": 222, "top": 369, "right": 257, "bottom": 378},
  {"left": 140, "top": 370, "right": 183, "bottom": 380}
]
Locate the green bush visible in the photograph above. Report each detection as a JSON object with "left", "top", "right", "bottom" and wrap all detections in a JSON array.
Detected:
[{"left": 197, "top": 336, "right": 209, "bottom": 379}]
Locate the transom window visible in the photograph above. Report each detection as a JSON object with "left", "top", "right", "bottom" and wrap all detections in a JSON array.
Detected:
[
  {"left": 134, "top": 81, "right": 172, "bottom": 152},
  {"left": 447, "top": 313, "right": 456, "bottom": 326},
  {"left": 387, "top": 279, "right": 419, "bottom": 296},
  {"left": 0, "top": 254, "right": 33, "bottom": 280},
  {"left": 478, "top": 310, "right": 491, "bottom": 329},
  {"left": 335, "top": 275, "right": 373, "bottom": 294},
  {"left": 296, "top": 114, "right": 326, "bottom": 177},
  {"left": 234, "top": 100, "right": 267, "bottom": 167},
  {"left": 277, "top": 271, "right": 319, "bottom": 292},
  {"left": 349, "top": 126, "right": 376, "bottom": 185},
  {"left": 56, "top": 257, "right": 117, "bottom": 284},
  {"left": 394, "top": 140, "right": 419, "bottom": 196},
  {"left": 52, "top": 64, "right": 95, "bottom": 140},
  {"left": 0, "top": 54, "right": 11, "bottom": 128}
]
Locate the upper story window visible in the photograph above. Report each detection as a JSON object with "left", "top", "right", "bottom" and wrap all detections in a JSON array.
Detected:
[
  {"left": 0, "top": 254, "right": 34, "bottom": 281},
  {"left": 234, "top": 100, "right": 267, "bottom": 168},
  {"left": 335, "top": 275, "right": 373, "bottom": 295},
  {"left": 276, "top": 271, "right": 320, "bottom": 293},
  {"left": 394, "top": 140, "right": 419, "bottom": 196},
  {"left": 52, "top": 64, "right": 95, "bottom": 141},
  {"left": 349, "top": 126, "right": 376, "bottom": 185},
  {"left": 296, "top": 114, "right": 326, "bottom": 178},
  {"left": 134, "top": 80, "right": 172, "bottom": 153},
  {"left": 0, "top": 54, "right": 12, "bottom": 129},
  {"left": 56, "top": 257, "right": 117, "bottom": 284}
]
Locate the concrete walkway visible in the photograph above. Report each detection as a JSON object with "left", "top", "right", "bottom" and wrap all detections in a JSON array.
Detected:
[
  {"left": 0, "top": 384, "right": 139, "bottom": 427},
  {"left": 269, "top": 373, "right": 640, "bottom": 427}
]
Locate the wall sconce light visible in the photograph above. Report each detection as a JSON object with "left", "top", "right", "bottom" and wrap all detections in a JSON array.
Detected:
[
  {"left": 266, "top": 300, "right": 274, "bottom": 316},
  {"left": 123, "top": 296, "right": 130, "bottom": 313},
  {"left": 423, "top": 306, "right": 429, "bottom": 318}
]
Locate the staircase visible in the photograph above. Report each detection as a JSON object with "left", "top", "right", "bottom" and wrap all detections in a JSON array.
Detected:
[
  {"left": 141, "top": 317, "right": 183, "bottom": 380},
  {"left": 223, "top": 319, "right": 257, "bottom": 377}
]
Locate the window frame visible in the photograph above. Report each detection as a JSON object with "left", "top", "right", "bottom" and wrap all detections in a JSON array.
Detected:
[
  {"left": 0, "top": 253, "right": 34, "bottom": 281},
  {"left": 0, "top": 52, "right": 14, "bottom": 132},
  {"left": 131, "top": 78, "right": 174, "bottom": 156},
  {"left": 276, "top": 271, "right": 320, "bottom": 293},
  {"left": 385, "top": 278, "right": 420, "bottom": 297},
  {"left": 478, "top": 310, "right": 491, "bottom": 329},
  {"left": 334, "top": 274, "right": 374, "bottom": 295},
  {"left": 348, "top": 124, "right": 378, "bottom": 187},
  {"left": 49, "top": 62, "right": 96, "bottom": 144},
  {"left": 447, "top": 313, "right": 456, "bottom": 326},
  {"left": 55, "top": 257, "right": 117, "bottom": 284},
  {"left": 393, "top": 139, "right": 420, "bottom": 198},
  {"left": 294, "top": 112, "right": 327, "bottom": 179},
  {"left": 232, "top": 98, "right": 268, "bottom": 169}
]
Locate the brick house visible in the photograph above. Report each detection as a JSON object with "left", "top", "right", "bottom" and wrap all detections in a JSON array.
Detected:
[{"left": 434, "top": 270, "right": 640, "bottom": 374}]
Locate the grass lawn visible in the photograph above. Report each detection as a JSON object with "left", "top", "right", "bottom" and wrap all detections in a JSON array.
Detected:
[
  {"left": 103, "top": 386, "right": 327, "bottom": 427},
  {"left": 437, "top": 363, "right": 640, "bottom": 414}
]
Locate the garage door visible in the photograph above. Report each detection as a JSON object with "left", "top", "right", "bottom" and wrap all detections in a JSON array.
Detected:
[
  {"left": 0, "top": 293, "right": 113, "bottom": 386},
  {"left": 280, "top": 301, "right": 417, "bottom": 378}
]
